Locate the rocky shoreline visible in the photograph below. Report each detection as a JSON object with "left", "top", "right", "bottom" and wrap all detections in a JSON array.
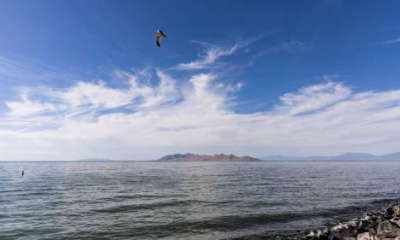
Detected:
[{"left": 237, "top": 202, "right": 400, "bottom": 240}]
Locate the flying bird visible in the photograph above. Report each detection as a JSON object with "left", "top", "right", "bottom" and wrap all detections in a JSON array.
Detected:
[{"left": 155, "top": 29, "right": 168, "bottom": 47}]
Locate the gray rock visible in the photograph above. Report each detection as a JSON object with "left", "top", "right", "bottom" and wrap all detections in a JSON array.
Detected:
[
  {"left": 357, "top": 232, "right": 371, "bottom": 240},
  {"left": 377, "top": 221, "right": 399, "bottom": 236},
  {"left": 238, "top": 204, "right": 400, "bottom": 240},
  {"left": 390, "top": 219, "right": 400, "bottom": 228}
]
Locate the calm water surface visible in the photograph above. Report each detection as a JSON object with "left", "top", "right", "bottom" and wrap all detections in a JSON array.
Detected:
[{"left": 1, "top": 161, "right": 400, "bottom": 239}]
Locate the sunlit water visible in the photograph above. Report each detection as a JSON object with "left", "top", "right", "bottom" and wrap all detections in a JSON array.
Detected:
[{"left": 1, "top": 161, "right": 400, "bottom": 240}]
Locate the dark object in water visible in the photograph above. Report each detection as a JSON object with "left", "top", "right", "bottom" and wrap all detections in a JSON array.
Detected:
[{"left": 22, "top": 170, "right": 24, "bottom": 176}]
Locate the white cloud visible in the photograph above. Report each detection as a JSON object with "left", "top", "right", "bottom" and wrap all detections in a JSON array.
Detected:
[
  {"left": 6, "top": 90, "right": 59, "bottom": 117},
  {"left": 1, "top": 40, "right": 400, "bottom": 161},
  {"left": 174, "top": 36, "right": 264, "bottom": 70},
  {"left": 2, "top": 67, "right": 400, "bottom": 161},
  {"left": 276, "top": 81, "right": 351, "bottom": 115},
  {"left": 175, "top": 44, "right": 241, "bottom": 70}
]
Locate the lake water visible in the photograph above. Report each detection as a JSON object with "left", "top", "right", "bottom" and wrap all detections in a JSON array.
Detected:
[{"left": 1, "top": 161, "right": 400, "bottom": 240}]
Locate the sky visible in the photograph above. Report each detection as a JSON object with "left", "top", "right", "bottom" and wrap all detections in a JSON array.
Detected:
[{"left": 1, "top": 0, "right": 400, "bottom": 160}]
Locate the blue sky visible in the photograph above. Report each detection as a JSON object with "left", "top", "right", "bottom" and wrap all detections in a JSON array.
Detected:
[{"left": 1, "top": 0, "right": 400, "bottom": 160}]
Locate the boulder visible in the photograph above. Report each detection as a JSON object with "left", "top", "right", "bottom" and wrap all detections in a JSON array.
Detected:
[
  {"left": 357, "top": 232, "right": 371, "bottom": 240},
  {"left": 377, "top": 221, "right": 400, "bottom": 238}
]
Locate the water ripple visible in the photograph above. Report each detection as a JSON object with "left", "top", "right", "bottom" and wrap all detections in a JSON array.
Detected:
[{"left": 1, "top": 161, "right": 400, "bottom": 240}]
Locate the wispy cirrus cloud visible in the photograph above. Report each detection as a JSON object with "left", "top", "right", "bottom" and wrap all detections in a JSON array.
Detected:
[
  {"left": 277, "top": 81, "right": 351, "bottom": 115},
  {"left": 0, "top": 57, "right": 67, "bottom": 84},
  {"left": 379, "top": 37, "right": 400, "bottom": 45},
  {"left": 174, "top": 35, "right": 264, "bottom": 71}
]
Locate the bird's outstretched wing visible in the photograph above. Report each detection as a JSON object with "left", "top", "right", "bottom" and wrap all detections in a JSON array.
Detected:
[
  {"left": 155, "top": 34, "right": 162, "bottom": 47},
  {"left": 160, "top": 30, "right": 168, "bottom": 38}
]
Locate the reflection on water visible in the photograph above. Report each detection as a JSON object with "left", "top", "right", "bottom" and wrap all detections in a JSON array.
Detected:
[{"left": 0, "top": 161, "right": 400, "bottom": 239}]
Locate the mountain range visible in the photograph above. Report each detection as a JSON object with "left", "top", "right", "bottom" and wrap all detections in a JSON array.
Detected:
[{"left": 261, "top": 152, "right": 400, "bottom": 161}]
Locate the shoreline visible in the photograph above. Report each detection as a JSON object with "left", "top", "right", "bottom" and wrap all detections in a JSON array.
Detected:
[{"left": 234, "top": 201, "right": 400, "bottom": 240}]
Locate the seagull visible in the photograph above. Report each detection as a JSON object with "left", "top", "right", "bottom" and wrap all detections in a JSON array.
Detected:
[{"left": 155, "top": 29, "right": 168, "bottom": 47}]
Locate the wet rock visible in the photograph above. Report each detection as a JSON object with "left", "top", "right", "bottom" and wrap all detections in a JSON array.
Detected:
[
  {"left": 369, "top": 225, "right": 377, "bottom": 236},
  {"left": 357, "top": 232, "right": 371, "bottom": 240},
  {"left": 384, "top": 208, "right": 395, "bottom": 220},
  {"left": 395, "top": 206, "right": 400, "bottom": 216},
  {"left": 236, "top": 203, "right": 400, "bottom": 240},
  {"left": 377, "top": 221, "right": 400, "bottom": 236},
  {"left": 390, "top": 219, "right": 400, "bottom": 228},
  {"left": 358, "top": 220, "right": 372, "bottom": 233},
  {"left": 348, "top": 221, "right": 358, "bottom": 228}
]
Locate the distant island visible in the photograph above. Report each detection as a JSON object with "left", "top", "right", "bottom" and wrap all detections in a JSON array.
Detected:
[
  {"left": 261, "top": 151, "right": 400, "bottom": 161},
  {"left": 157, "top": 153, "right": 261, "bottom": 162}
]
